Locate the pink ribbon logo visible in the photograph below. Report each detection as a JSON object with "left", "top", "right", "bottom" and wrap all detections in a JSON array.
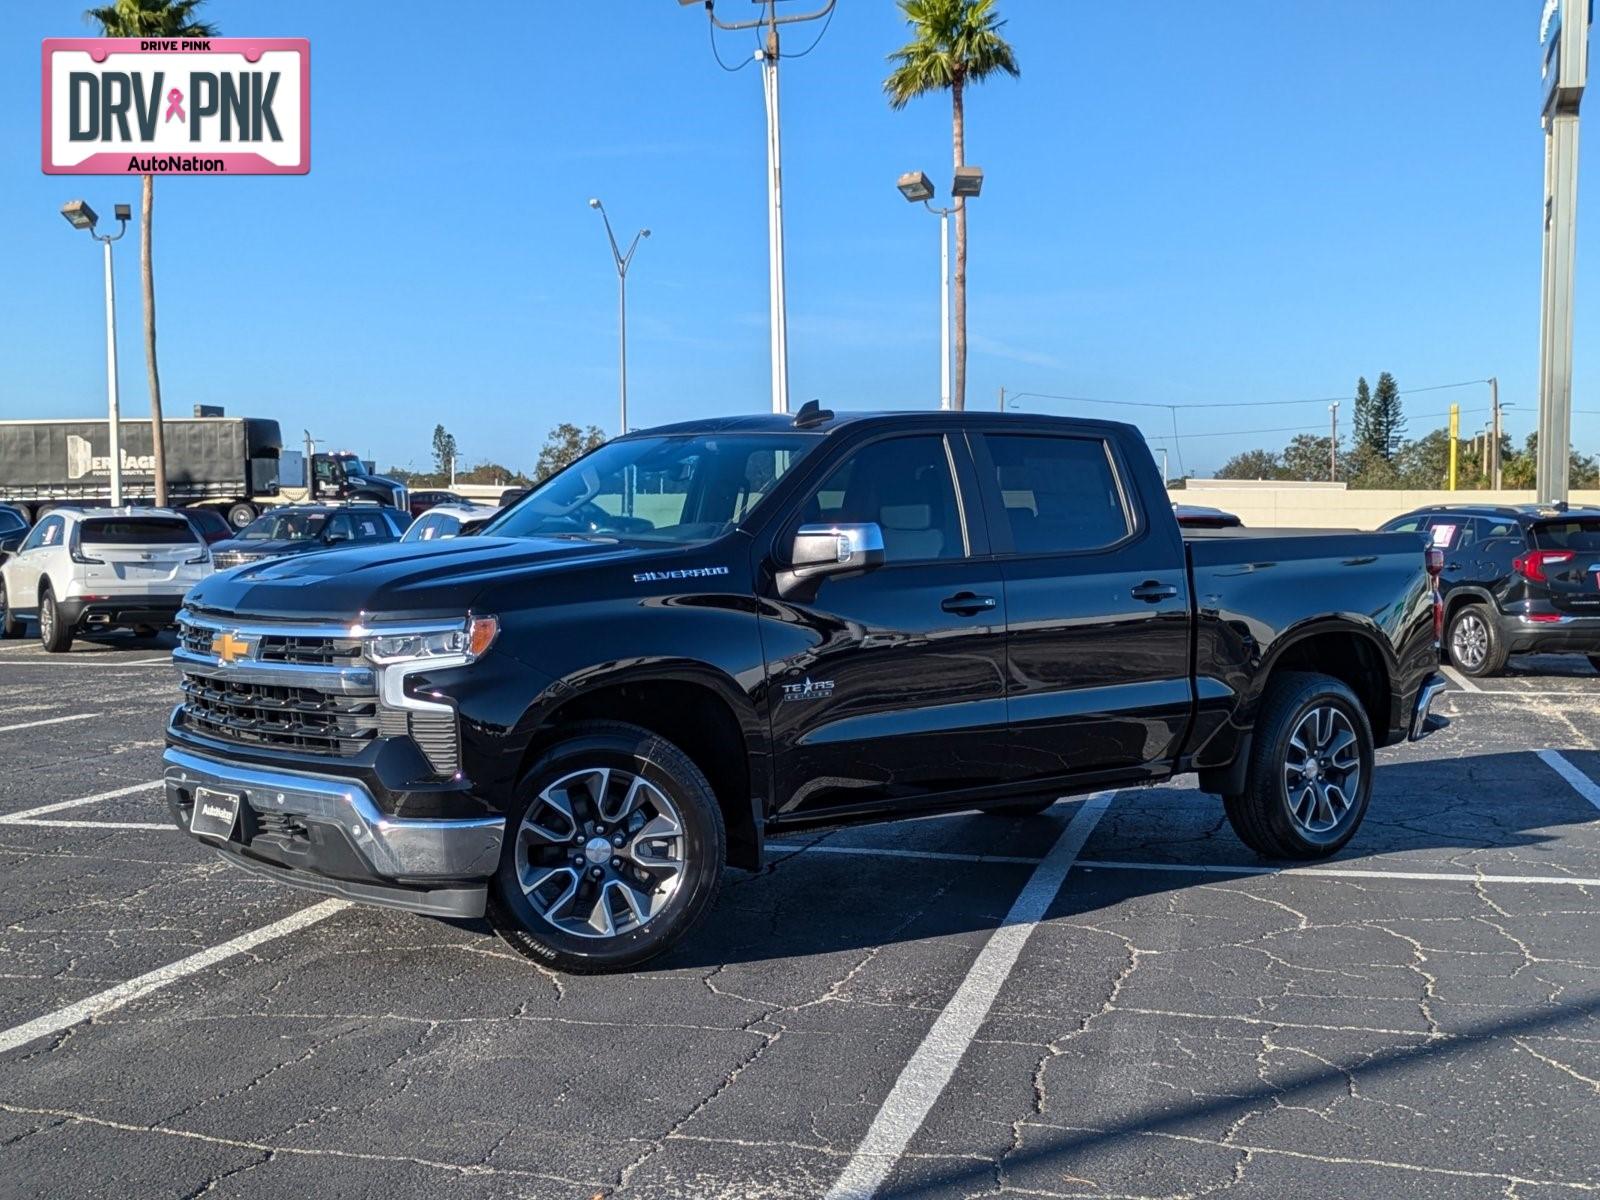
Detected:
[{"left": 164, "top": 88, "right": 185, "bottom": 123}]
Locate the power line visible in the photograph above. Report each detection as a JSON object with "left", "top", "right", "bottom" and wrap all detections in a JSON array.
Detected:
[
  {"left": 1008, "top": 378, "right": 1490, "bottom": 412},
  {"left": 780, "top": 0, "right": 835, "bottom": 57},
  {"left": 707, "top": 18, "right": 756, "bottom": 72}
]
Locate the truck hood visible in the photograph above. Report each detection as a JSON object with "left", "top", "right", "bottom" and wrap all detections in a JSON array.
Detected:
[
  {"left": 186, "top": 535, "right": 637, "bottom": 622},
  {"left": 211, "top": 538, "right": 331, "bottom": 560}
]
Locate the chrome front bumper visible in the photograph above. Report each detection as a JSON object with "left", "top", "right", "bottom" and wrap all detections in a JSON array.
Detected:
[
  {"left": 164, "top": 747, "right": 505, "bottom": 912},
  {"left": 1409, "top": 673, "right": 1449, "bottom": 741}
]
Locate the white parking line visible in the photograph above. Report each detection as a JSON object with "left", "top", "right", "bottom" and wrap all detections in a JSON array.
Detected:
[
  {"left": 0, "top": 781, "right": 162, "bottom": 825},
  {"left": 0, "top": 657, "right": 169, "bottom": 667},
  {"left": 0, "top": 713, "right": 97, "bottom": 734},
  {"left": 0, "top": 900, "right": 348, "bottom": 1057},
  {"left": 825, "top": 791, "right": 1113, "bottom": 1200},
  {"left": 1539, "top": 749, "right": 1600, "bottom": 812},
  {"left": 3, "top": 819, "right": 170, "bottom": 831},
  {"left": 1441, "top": 666, "right": 1482, "bottom": 693}
]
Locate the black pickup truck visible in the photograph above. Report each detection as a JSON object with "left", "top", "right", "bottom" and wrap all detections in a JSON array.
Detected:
[{"left": 165, "top": 408, "right": 1445, "bottom": 973}]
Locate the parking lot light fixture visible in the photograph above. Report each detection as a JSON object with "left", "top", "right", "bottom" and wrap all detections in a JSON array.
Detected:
[
  {"left": 60, "top": 198, "right": 131, "bottom": 506},
  {"left": 950, "top": 166, "right": 984, "bottom": 198},
  {"left": 589, "top": 198, "right": 650, "bottom": 440},
  {"left": 896, "top": 171, "right": 934, "bottom": 203}
]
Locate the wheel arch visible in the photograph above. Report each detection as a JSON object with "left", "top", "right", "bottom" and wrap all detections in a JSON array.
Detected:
[
  {"left": 515, "top": 661, "right": 768, "bottom": 871},
  {"left": 1258, "top": 619, "right": 1394, "bottom": 746}
]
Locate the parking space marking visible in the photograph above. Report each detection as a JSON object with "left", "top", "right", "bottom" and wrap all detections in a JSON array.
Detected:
[
  {"left": 0, "top": 899, "right": 347, "bottom": 1057},
  {"left": 770, "top": 843, "right": 1600, "bottom": 889},
  {"left": 0, "top": 780, "right": 161, "bottom": 825},
  {"left": 0, "top": 713, "right": 97, "bottom": 734},
  {"left": 0, "top": 656, "right": 169, "bottom": 667},
  {"left": 1441, "top": 666, "right": 1481, "bottom": 693},
  {"left": 1539, "top": 749, "right": 1600, "bottom": 812},
  {"left": 825, "top": 791, "right": 1113, "bottom": 1200},
  {"left": 3, "top": 819, "right": 170, "bottom": 831}
]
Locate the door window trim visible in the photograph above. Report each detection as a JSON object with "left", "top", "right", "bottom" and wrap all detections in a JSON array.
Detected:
[{"left": 970, "top": 430, "right": 1141, "bottom": 559}]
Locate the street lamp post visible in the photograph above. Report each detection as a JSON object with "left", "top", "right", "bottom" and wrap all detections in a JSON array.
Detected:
[
  {"left": 897, "top": 167, "right": 983, "bottom": 411},
  {"left": 588, "top": 198, "right": 650, "bottom": 438},
  {"left": 60, "top": 199, "right": 131, "bottom": 507}
]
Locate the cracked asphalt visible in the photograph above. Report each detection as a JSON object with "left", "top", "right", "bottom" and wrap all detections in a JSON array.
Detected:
[{"left": 0, "top": 636, "right": 1597, "bottom": 1199}]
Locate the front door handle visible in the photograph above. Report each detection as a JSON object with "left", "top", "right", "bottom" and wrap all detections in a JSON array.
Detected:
[
  {"left": 1131, "top": 580, "right": 1179, "bottom": 603},
  {"left": 941, "top": 592, "right": 997, "bottom": 615}
]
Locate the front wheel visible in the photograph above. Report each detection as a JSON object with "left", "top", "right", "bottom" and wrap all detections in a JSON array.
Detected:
[
  {"left": 37, "top": 586, "right": 73, "bottom": 653},
  {"left": 487, "top": 721, "right": 726, "bottom": 974},
  {"left": 1223, "top": 671, "right": 1374, "bottom": 860}
]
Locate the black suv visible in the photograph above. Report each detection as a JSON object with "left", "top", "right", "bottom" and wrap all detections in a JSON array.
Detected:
[
  {"left": 209, "top": 504, "right": 411, "bottom": 571},
  {"left": 1381, "top": 503, "right": 1600, "bottom": 676}
]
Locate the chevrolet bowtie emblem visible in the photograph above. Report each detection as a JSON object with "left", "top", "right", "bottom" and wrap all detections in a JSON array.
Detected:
[{"left": 211, "top": 631, "right": 255, "bottom": 665}]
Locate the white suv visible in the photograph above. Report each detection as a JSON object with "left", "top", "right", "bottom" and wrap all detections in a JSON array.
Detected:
[{"left": 0, "top": 508, "right": 212, "bottom": 652}]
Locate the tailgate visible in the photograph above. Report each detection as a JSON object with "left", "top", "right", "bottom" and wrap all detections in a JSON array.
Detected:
[{"left": 1529, "top": 519, "right": 1600, "bottom": 613}]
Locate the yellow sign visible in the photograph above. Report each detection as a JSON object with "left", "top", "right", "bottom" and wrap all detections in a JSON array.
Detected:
[
  {"left": 1448, "top": 404, "right": 1460, "bottom": 491},
  {"left": 210, "top": 631, "right": 254, "bottom": 664}
]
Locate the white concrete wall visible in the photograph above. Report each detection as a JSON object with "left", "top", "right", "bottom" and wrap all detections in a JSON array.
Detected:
[{"left": 1179, "top": 481, "right": 1600, "bottom": 529}]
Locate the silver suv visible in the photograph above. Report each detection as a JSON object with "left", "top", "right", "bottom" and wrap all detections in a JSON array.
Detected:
[{"left": 0, "top": 508, "right": 212, "bottom": 651}]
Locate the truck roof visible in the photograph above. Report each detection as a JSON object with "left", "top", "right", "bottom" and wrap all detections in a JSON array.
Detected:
[
  {"left": 1404, "top": 502, "right": 1600, "bottom": 521},
  {"left": 633, "top": 408, "right": 1141, "bottom": 440}
]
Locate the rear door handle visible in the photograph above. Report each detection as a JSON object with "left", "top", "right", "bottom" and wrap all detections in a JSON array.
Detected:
[
  {"left": 941, "top": 592, "right": 997, "bottom": 615},
  {"left": 1131, "top": 581, "right": 1179, "bottom": 602}
]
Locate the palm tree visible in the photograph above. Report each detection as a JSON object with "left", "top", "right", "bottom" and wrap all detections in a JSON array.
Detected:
[
  {"left": 884, "top": 0, "right": 1019, "bottom": 411},
  {"left": 84, "top": 0, "right": 218, "bottom": 508}
]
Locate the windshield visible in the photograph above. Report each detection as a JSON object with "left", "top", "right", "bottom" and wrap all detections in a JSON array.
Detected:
[
  {"left": 1533, "top": 518, "right": 1600, "bottom": 552},
  {"left": 336, "top": 456, "right": 370, "bottom": 477},
  {"left": 485, "top": 432, "right": 820, "bottom": 545},
  {"left": 238, "top": 512, "right": 329, "bottom": 542}
]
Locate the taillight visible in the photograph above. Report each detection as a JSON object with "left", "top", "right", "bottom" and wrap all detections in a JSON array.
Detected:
[
  {"left": 1425, "top": 549, "right": 1444, "bottom": 640},
  {"left": 1425, "top": 548, "right": 1444, "bottom": 578},
  {"left": 1513, "top": 550, "right": 1574, "bottom": 583}
]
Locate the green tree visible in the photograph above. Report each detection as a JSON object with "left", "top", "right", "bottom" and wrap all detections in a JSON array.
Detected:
[
  {"left": 1215, "top": 448, "right": 1284, "bottom": 480},
  {"left": 884, "top": 0, "right": 1019, "bottom": 411},
  {"left": 1368, "top": 372, "right": 1405, "bottom": 460},
  {"left": 1281, "top": 433, "right": 1336, "bottom": 482},
  {"left": 1343, "top": 442, "right": 1401, "bottom": 489},
  {"left": 85, "top": 0, "right": 218, "bottom": 508},
  {"left": 455, "top": 461, "right": 530, "bottom": 487},
  {"left": 535, "top": 424, "right": 607, "bottom": 481},
  {"left": 1350, "top": 376, "right": 1373, "bottom": 458},
  {"left": 431, "top": 424, "right": 458, "bottom": 479}
]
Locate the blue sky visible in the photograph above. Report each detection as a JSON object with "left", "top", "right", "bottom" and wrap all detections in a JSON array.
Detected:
[{"left": 3, "top": 0, "right": 1595, "bottom": 478}]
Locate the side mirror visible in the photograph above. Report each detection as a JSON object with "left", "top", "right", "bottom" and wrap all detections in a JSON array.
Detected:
[{"left": 778, "top": 522, "right": 884, "bottom": 598}]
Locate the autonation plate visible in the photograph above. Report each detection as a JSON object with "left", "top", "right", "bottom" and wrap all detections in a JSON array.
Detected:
[{"left": 42, "top": 37, "right": 309, "bottom": 175}]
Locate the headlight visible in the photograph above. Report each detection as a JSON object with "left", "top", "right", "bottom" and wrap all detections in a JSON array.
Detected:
[{"left": 364, "top": 615, "right": 498, "bottom": 665}]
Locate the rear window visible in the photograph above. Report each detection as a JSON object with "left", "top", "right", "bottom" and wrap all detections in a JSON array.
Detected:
[
  {"left": 1532, "top": 519, "right": 1600, "bottom": 552},
  {"left": 80, "top": 518, "right": 197, "bottom": 546}
]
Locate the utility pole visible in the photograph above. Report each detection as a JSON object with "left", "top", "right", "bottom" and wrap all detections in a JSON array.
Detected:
[
  {"left": 588, "top": 198, "right": 650, "bottom": 437},
  {"left": 691, "top": 0, "right": 837, "bottom": 415},
  {"left": 1329, "top": 401, "right": 1339, "bottom": 481},
  {"left": 1537, "top": 0, "right": 1590, "bottom": 502},
  {"left": 997, "top": 385, "right": 1006, "bottom": 413},
  {"left": 1489, "top": 376, "right": 1502, "bottom": 490}
]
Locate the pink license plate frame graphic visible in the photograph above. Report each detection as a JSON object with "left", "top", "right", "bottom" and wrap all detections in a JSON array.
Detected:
[{"left": 42, "top": 37, "right": 310, "bottom": 175}]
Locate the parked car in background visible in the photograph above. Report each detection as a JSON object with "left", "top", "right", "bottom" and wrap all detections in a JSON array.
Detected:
[
  {"left": 165, "top": 407, "right": 1443, "bottom": 973},
  {"left": 210, "top": 504, "right": 410, "bottom": 571},
  {"left": 0, "top": 504, "right": 28, "bottom": 554},
  {"left": 499, "top": 486, "right": 531, "bottom": 507},
  {"left": 1174, "top": 503, "right": 1243, "bottom": 529},
  {"left": 409, "top": 489, "right": 466, "bottom": 518},
  {"left": 0, "top": 508, "right": 211, "bottom": 651},
  {"left": 177, "top": 507, "right": 234, "bottom": 546},
  {"left": 1381, "top": 503, "right": 1600, "bottom": 676},
  {"left": 400, "top": 504, "right": 497, "bottom": 543}
]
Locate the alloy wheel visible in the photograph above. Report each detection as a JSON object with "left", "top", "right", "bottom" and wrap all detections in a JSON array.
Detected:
[
  {"left": 1282, "top": 705, "right": 1362, "bottom": 835},
  {"left": 39, "top": 597, "right": 53, "bottom": 642},
  {"left": 513, "top": 767, "right": 686, "bottom": 939},
  {"left": 1451, "top": 612, "right": 1488, "bottom": 671}
]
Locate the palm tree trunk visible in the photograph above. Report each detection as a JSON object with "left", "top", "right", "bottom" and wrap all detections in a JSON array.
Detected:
[
  {"left": 141, "top": 172, "right": 168, "bottom": 509},
  {"left": 951, "top": 74, "right": 967, "bottom": 412}
]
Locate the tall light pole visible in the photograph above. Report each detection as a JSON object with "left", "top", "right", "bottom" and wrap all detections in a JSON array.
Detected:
[
  {"left": 685, "top": 0, "right": 837, "bottom": 415},
  {"left": 588, "top": 198, "right": 650, "bottom": 438},
  {"left": 1329, "top": 401, "right": 1339, "bottom": 482},
  {"left": 1537, "top": 0, "right": 1590, "bottom": 503},
  {"left": 60, "top": 199, "right": 130, "bottom": 507},
  {"left": 897, "top": 167, "right": 983, "bottom": 410}
]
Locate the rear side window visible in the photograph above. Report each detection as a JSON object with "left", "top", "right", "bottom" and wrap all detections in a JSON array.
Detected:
[
  {"left": 985, "top": 434, "right": 1132, "bottom": 554},
  {"left": 1533, "top": 519, "right": 1600, "bottom": 551},
  {"left": 1425, "top": 519, "right": 1475, "bottom": 551},
  {"left": 80, "top": 518, "right": 196, "bottom": 546}
]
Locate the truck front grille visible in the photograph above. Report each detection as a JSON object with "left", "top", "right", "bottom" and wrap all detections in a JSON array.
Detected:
[{"left": 179, "top": 676, "right": 379, "bottom": 756}]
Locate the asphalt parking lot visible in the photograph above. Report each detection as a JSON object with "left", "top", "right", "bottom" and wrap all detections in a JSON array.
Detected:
[{"left": 0, "top": 636, "right": 1597, "bottom": 1200}]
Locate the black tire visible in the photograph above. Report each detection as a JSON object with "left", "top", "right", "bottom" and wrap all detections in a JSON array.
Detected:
[
  {"left": 1588, "top": 655, "right": 1600, "bottom": 675},
  {"left": 225, "top": 502, "right": 258, "bottom": 529},
  {"left": 131, "top": 624, "right": 159, "bottom": 639},
  {"left": 1445, "top": 603, "right": 1507, "bottom": 677},
  {"left": 487, "top": 721, "right": 725, "bottom": 974},
  {"left": 983, "top": 798, "right": 1057, "bottom": 817},
  {"left": 37, "top": 585, "right": 73, "bottom": 653},
  {"left": 1222, "top": 671, "right": 1374, "bottom": 860},
  {"left": 0, "top": 577, "right": 21, "bottom": 639}
]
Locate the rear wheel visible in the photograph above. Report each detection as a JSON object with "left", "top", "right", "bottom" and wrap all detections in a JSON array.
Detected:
[
  {"left": 225, "top": 502, "right": 258, "bottom": 529},
  {"left": 37, "top": 586, "right": 73, "bottom": 653},
  {"left": 0, "top": 577, "right": 21, "bottom": 639},
  {"left": 1445, "top": 604, "right": 1507, "bottom": 677},
  {"left": 132, "top": 624, "right": 159, "bottom": 639},
  {"left": 1223, "top": 671, "right": 1374, "bottom": 860},
  {"left": 488, "top": 721, "right": 725, "bottom": 974}
]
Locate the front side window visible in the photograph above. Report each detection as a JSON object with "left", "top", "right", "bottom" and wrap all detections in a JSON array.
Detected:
[
  {"left": 1384, "top": 516, "right": 1423, "bottom": 533},
  {"left": 486, "top": 433, "right": 820, "bottom": 546},
  {"left": 21, "top": 517, "right": 62, "bottom": 552},
  {"left": 800, "top": 435, "right": 966, "bottom": 563},
  {"left": 985, "top": 434, "right": 1131, "bottom": 554}
]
